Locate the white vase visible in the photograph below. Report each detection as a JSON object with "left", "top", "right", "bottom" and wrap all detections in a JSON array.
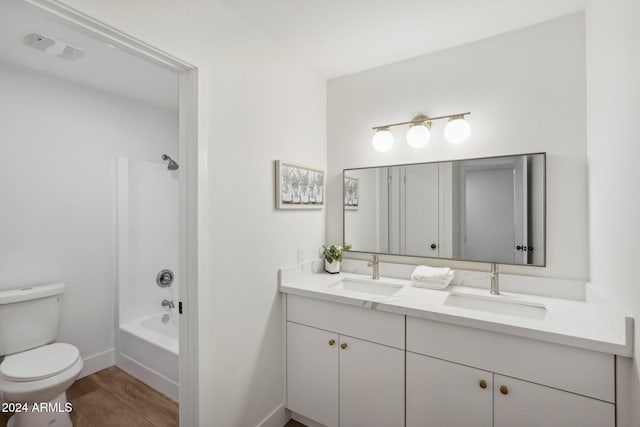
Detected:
[{"left": 324, "top": 259, "right": 341, "bottom": 274}]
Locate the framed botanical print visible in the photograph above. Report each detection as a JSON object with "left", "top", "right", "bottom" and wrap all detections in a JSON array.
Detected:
[{"left": 275, "top": 160, "right": 324, "bottom": 209}]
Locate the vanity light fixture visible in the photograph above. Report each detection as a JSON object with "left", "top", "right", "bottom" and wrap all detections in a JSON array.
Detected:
[
  {"left": 406, "top": 115, "right": 432, "bottom": 149},
  {"left": 444, "top": 114, "right": 472, "bottom": 144},
  {"left": 371, "top": 127, "right": 395, "bottom": 152},
  {"left": 372, "top": 111, "right": 471, "bottom": 151}
]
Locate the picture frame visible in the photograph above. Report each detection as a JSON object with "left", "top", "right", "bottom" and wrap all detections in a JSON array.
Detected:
[
  {"left": 344, "top": 176, "right": 359, "bottom": 210},
  {"left": 275, "top": 160, "right": 324, "bottom": 209}
]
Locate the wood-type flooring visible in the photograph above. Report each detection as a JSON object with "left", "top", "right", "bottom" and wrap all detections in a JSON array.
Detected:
[
  {"left": 0, "top": 366, "right": 311, "bottom": 426},
  {"left": 0, "top": 366, "right": 178, "bottom": 427}
]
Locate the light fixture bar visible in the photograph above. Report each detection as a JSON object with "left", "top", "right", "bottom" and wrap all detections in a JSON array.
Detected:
[{"left": 372, "top": 112, "right": 471, "bottom": 130}]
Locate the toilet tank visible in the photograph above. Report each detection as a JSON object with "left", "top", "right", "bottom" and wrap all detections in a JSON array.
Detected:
[{"left": 0, "top": 283, "right": 66, "bottom": 356}]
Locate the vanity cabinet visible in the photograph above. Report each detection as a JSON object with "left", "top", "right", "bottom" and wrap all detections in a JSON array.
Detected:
[
  {"left": 338, "top": 335, "right": 404, "bottom": 427},
  {"left": 285, "top": 293, "right": 617, "bottom": 427},
  {"left": 406, "top": 317, "right": 615, "bottom": 427},
  {"left": 287, "top": 322, "right": 339, "bottom": 427},
  {"left": 407, "top": 352, "right": 614, "bottom": 427},
  {"left": 406, "top": 352, "right": 493, "bottom": 427},
  {"left": 286, "top": 295, "right": 404, "bottom": 427}
]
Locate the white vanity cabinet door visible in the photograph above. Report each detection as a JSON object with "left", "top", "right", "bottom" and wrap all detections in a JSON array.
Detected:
[
  {"left": 286, "top": 322, "right": 339, "bottom": 427},
  {"left": 494, "top": 375, "right": 615, "bottom": 427},
  {"left": 406, "top": 352, "right": 493, "bottom": 427},
  {"left": 339, "top": 335, "right": 404, "bottom": 427}
]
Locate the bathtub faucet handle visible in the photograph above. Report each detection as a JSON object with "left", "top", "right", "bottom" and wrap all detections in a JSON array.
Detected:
[{"left": 161, "top": 299, "right": 175, "bottom": 309}]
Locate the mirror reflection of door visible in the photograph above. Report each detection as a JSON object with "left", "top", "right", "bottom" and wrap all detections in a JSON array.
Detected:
[
  {"left": 459, "top": 158, "right": 527, "bottom": 264},
  {"left": 378, "top": 167, "right": 402, "bottom": 254},
  {"left": 403, "top": 164, "right": 439, "bottom": 257}
]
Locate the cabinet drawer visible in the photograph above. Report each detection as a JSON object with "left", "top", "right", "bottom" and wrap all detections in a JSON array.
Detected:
[
  {"left": 287, "top": 294, "right": 404, "bottom": 349},
  {"left": 407, "top": 317, "right": 614, "bottom": 402}
]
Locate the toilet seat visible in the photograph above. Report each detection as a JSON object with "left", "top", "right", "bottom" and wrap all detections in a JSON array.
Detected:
[
  {"left": 0, "top": 343, "right": 80, "bottom": 382},
  {"left": 0, "top": 354, "right": 83, "bottom": 404}
]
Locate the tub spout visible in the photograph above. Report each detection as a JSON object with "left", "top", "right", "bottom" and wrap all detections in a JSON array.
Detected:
[{"left": 162, "top": 299, "right": 175, "bottom": 309}]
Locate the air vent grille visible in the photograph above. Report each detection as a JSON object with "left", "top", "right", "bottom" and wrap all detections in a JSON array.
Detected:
[
  {"left": 22, "top": 32, "right": 84, "bottom": 61},
  {"left": 22, "top": 32, "right": 54, "bottom": 51}
]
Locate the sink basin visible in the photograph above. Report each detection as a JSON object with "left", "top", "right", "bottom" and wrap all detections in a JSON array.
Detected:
[
  {"left": 444, "top": 292, "right": 547, "bottom": 320},
  {"left": 329, "top": 279, "right": 403, "bottom": 297}
]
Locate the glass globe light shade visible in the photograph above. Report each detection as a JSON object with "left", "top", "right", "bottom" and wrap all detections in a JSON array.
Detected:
[
  {"left": 372, "top": 129, "right": 394, "bottom": 152},
  {"left": 406, "top": 123, "right": 431, "bottom": 149},
  {"left": 444, "top": 117, "right": 471, "bottom": 144}
]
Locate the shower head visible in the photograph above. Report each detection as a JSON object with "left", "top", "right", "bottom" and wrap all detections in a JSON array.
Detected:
[{"left": 161, "top": 154, "right": 179, "bottom": 170}]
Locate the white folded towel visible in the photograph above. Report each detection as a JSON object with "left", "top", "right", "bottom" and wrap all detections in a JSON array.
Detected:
[
  {"left": 411, "top": 265, "right": 454, "bottom": 290},
  {"left": 411, "top": 265, "right": 451, "bottom": 281},
  {"left": 412, "top": 280, "right": 452, "bottom": 290}
]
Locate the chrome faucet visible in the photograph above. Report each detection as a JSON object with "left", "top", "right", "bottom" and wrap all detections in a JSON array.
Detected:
[
  {"left": 489, "top": 263, "right": 499, "bottom": 295},
  {"left": 162, "top": 299, "right": 175, "bottom": 309},
  {"left": 368, "top": 254, "right": 380, "bottom": 280}
]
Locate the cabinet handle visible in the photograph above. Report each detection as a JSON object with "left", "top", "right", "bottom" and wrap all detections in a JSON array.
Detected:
[
  {"left": 328, "top": 339, "right": 335, "bottom": 346},
  {"left": 340, "top": 343, "right": 348, "bottom": 349},
  {"left": 479, "top": 379, "right": 487, "bottom": 389},
  {"left": 500, "top": 385, "right": 509, "bottom": 395}
]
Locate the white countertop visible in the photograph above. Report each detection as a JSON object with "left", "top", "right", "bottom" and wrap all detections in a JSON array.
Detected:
[{"left": 279, "top": 269, "right": 633, "bottom": 357}]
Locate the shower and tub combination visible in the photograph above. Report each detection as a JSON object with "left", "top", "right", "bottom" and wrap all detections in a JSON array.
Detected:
[{"left": 116, "top": 154, "right": 180, "bottom": 401}]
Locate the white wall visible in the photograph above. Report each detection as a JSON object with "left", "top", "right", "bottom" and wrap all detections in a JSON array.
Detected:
[
  {"left": 327, "top": 13, "right": 587, "bottom": 279},
  {"left": 54, "top": 1, "right": 327, "bottom": 425},
  {"left": 0, "top": 60, "right": 177, "bottom": 367},
  {"left": 585, "top": 0, "right": 640, "bottom": 425}
]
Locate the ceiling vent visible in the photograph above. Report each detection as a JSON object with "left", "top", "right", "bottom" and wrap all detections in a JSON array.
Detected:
[{"left": 22, "top": 33, "right": 84, "bottom": 61}]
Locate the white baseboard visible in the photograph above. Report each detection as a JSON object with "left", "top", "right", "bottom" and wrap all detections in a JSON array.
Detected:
[
  {"left": 115, "top": 352, "right": 178, "bottom": 402},
  {"left": 80, "top": 349, "right": 115, "bottom": 378},
  {"left": 258, "top": 404, "right": 290, "bottom": 427}
]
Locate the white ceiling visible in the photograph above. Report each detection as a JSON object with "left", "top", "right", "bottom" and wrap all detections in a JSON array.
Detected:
[
  {"left": 219, "top": 0, "right": 587, "bottom": 78},
  {"left": 0, "top": 0, "right": 178, "bottom": 111},
  {"left": 0, "top": 1, "right": 587, "bottom": 106}
]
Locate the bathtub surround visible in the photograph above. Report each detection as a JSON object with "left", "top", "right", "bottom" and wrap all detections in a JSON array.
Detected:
[
  {"left": 116, "top": 158, "right": 180, "bottom": 400},
  {"left": 327, "top": 13, "right": 587, "bottom": 280},
  {"left": 0, "top": 60, "right": 178, "bottom": 377},
  {"left": 118, "top": 159, "right": 179, "bottom": 327}
]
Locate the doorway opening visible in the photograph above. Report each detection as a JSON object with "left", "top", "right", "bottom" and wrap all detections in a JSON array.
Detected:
[{"left": 0, "top": 0, "right": 199, "bottom": 424}]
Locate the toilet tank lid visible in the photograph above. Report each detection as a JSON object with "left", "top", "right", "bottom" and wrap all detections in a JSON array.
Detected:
[{"left": 0, "top": 283, "right": 66, "bottom": 305}]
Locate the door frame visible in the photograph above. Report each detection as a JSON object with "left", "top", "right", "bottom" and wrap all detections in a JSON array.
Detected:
[{"left": 18, "top": 1, "right": 202, "bottom": 425}]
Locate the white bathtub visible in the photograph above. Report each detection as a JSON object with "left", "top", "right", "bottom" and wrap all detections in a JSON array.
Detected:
[{"left": 118, "top": 312, "right": 179, "bottom": 401}]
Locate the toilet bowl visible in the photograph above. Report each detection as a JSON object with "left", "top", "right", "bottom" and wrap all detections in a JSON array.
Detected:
[
  {"left": 0, "top": 347, "right": 82, "bottom": 427},
  {"left": 0, "top": 284, "right": 83, "bottom": 427}
]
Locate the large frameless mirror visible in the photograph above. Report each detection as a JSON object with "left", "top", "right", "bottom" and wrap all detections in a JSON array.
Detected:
[{"left": 343, "top": 153, "right": 545, "bottom": 266}]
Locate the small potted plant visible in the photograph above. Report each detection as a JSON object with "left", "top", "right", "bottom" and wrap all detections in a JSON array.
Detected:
[{"left": 322, "top": 243, "right": 352, "bottom": 274}]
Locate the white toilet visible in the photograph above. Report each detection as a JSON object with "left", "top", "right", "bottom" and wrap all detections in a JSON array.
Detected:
[{"left": 0, "top": 283, "right": 83, "bottom": 427}]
